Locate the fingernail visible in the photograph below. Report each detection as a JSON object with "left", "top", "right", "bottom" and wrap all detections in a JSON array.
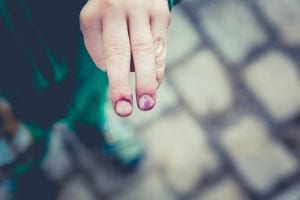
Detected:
[
  {"left": 139, "top": 94, "right": 155, "bottom": 111},
  {"left": 115, "top": 100, "right": 132, "bottom": 117}
]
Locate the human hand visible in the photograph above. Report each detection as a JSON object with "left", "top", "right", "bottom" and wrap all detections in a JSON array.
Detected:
[{"left": 80, "top": 0, "right": 171, "bottom": 117}]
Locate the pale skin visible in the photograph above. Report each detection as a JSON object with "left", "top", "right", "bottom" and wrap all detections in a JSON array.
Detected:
[{"left": 80, "top": 0, "right": 172, "bottom": 117}]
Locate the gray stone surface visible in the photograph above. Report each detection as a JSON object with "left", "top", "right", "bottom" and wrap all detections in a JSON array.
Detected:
[
  {"left": 273, "top": 183, "right": 300, "bottom": 200},
  {"left": 127, "top": 79, "right": 178, "bottom": 127},
  {"left": 244, "top": 51, "right": 300, "bottom": 121},
  {"left": 112, "top": 172, "right": 174, "bottom": 200},
  {"left": 221, "top": 116, "right": 299, "bottom": 193},
  {"left": 198, "top": 0, "right": 267, "bottom": 65},
  {"left": 57, "top": 176, "right": 96, "bottom": 200},
  {"left": 255, "top": 0, "right": 300, "bottom": 47},
  {"left": 194, "top": 177, "right": 249, "bottom": 200},
  {"left": 167, "top": 7, "right": 201, "bottom": 65},
  {"left": 42, "top": 124, "right": 74, "bottom": 181},
  {"left": 170, "top": 50, "right": 233, "bottom": 116},
  {"left": 141, "top": 109, "right": 219, "bottom": 193}
]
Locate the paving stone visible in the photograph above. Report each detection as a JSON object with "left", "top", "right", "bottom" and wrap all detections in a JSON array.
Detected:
[
  {"left": 244, "top": 51, "right": 300, "bottom": 121},
  {"left": 141, "top": 109, "right": 219, "bottom": 193},
  {"left": 167, "top": 7, "right": 201, "bottom": 66},
  {"left": 194, "top": 177, "right": 248, "bottom": 200},
  {"left": 112, "top": 172, "right": 174, "bottom": 200},
  {"left": 255, "top": 0, "right": 300, "bottom": 47},
  {"left": 57, "top": 176, "right": 96, "bottom": 200},
  {"left": 198, "top": 0, "right": 267, "bottom": 65},
  {"left": 179, "top": 0, "right": 204, "bottom": 8},
  {"left": 273, "top": 183, "right": 300, "bottom": 200},
  {"left": 282, "top": 125, "right": 300, "bottom": 154},
  {"left": 0, "top": 180, "right": 12, "bottom": 200},
  {"left": 170, "top": 50, "right": 233, "bottom": 117},
  {"left": 42, "top": 124, "right": 74, "bottom": 181},
  {"left": 221, "top": 115, "right": 299, "bottom": 193},
  {"left": 127, "top": 79, "right": 178, "bottom": 127}
]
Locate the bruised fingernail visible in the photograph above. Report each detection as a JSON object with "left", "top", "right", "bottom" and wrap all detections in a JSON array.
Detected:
[
  {"left": 115, "top": 100, "right": 132, "bottom": 117},
  {"left": 139, "top": 94, "right": 155, "bottom": 111}
]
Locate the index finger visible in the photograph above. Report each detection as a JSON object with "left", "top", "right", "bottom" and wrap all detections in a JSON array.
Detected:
[{"left": 102, "top": 13, "right": 133, "bottom": 117}]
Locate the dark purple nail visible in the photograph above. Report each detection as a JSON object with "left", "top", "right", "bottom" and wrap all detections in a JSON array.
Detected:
[{"left": 138, "top": 94, "right": 155, "bottom": 111}]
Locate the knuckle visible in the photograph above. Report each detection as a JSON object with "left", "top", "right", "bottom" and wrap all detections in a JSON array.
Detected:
[
  {"left": 153, "top": 6, "right": 170, "bottom": 18},
  {"left": 105, "top": 44, "right": 127, "bottom": 63},
  {"left": 129, "top": 0, "right": 144, "bottom": 8},
  {"left": 110, "top": 82, "right": 131, "bottom": 98},
  {"left": 79, "top": 8, "right": 98, "bottom": 30},
  {"left": 132, "top": 42, "right": 153, "bottom": 56},
  {"left": 110, "top": 83, "right": 127, "bottom": 93},
  {"left": 104, "top": 0, "right": 119, "bottom": 9}
]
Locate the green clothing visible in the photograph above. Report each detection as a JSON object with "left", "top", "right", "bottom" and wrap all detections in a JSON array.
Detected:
[
  {"left": 0, "top": 0, "right": 178, "bottom": 129},
  {"left": 0, "top": 0, "right": 108, "bottom": 177},
  {"left": 0, "top": 0, "right": 109, "bottom": 129},
  {"left": 168, "top": 0, "right": 181, "bottom": 10},
  {"left": 0, "top": 0, "right": 179, "bottom": 177}
]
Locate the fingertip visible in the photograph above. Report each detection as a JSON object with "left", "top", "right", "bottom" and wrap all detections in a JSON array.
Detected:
[
  {"left": 138, "top": 94, "right": 155, "bottom": 111},
  {"left": 115, "top": 100, "right": 133, "bottom": 117}
]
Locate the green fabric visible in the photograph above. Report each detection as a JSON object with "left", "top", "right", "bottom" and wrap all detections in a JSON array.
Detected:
[
  {"left": 66, "top": 38, "right": 108, "bottom": 130},
  {"left": 0, "top": 0, "right": 180, "bottom": 176},
  {"left": 168, "top": 0, "right": 181, "bottom": 10},
  {"left": 0, "top": 39, "right": 108, "bottom": 177},
  {"left": 0, "top": 0, "right": 108, "bottom": 127},
  {"left": 0, "top": 0, "right": 108, "bottom": 176}
]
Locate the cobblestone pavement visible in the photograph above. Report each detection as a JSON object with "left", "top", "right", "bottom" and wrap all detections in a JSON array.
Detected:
[{"left": 43, "top": 0, "right": 300, "bottom": 200}]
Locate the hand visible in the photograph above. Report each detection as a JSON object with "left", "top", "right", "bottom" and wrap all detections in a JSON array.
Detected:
[{"left": 80, "top": 0, "right": 171, "bottom": 117}]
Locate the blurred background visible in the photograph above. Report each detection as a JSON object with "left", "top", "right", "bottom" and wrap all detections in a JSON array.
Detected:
[{"left": 2, "top": 0, "right": 300, "bottom": 199}]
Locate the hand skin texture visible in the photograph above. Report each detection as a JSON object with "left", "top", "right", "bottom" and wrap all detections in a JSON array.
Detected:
[{"left": 80, "top": 0, "right": 171, "bottom": 117}]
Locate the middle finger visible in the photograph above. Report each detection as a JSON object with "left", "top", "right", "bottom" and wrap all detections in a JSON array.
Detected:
[{"left": 129, "top": 11, "right": 157, "bottom": 111}]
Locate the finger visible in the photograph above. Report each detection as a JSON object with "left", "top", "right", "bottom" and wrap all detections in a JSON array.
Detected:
[
  {"left": 80, "top": 2, "right": 105, "bottom": 70},
  {"left": 102, "top": 13, "right": 132, "bottom": 117},
  {"left": 151, "top": 7, "right": 171, "bottom": 87},
  {"left": 129, "top": 12, "right": 157, "bottom": 111}
]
